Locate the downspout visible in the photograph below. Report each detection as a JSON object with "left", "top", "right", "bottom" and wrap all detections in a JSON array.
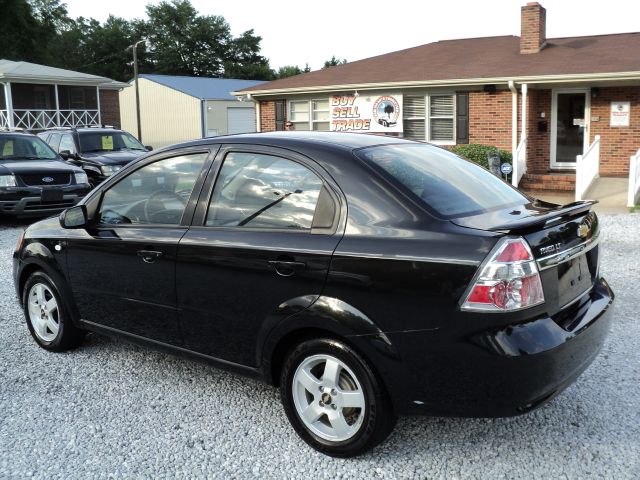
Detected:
[
  {"left": 250, "top": 94, "right": 261, "bottom": 132},
  {"left": 201, "top": 99, "right": 206, "bottom": 138}
]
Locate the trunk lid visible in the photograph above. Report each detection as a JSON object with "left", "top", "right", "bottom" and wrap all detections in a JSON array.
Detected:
[{"left": 452, "top": 199, "right": 600, "bottom": 316}]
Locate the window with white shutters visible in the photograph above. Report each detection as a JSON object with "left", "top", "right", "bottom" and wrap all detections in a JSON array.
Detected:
[{"left": 403, "top": 96, "right": 426, "bottom": 141}]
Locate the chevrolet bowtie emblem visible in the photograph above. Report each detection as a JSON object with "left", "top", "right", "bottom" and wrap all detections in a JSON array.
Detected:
[{"left": 577, "top": 223, "right": 590, "bottom": 238}]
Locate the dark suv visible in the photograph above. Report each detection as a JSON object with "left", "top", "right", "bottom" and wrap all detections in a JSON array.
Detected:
[
  {"left": 0, "top": 131, "right": 90, "bottom": 217},
  {"left": 38, "top": 127, "right": 151, "bottom": 187}
]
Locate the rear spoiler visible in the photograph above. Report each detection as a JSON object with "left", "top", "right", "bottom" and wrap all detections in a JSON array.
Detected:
[{"left": 489, "top": 200, "right": 597, "bottom": 232}]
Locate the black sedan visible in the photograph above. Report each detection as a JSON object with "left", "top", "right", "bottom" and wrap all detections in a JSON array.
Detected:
[
  {"left": 0, "top": 131, "right": 91, "bottom": 217},
  {"left": 13, "top": 132, "right": 614, "bottom": 457}
]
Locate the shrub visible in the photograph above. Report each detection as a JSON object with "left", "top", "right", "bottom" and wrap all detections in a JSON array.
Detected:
[{"left": 450, "top": 144, "right": 512, "bottom": 170}]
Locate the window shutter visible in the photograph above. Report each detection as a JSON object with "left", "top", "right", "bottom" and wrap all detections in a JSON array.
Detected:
[
  {"left": 403, "top": 96, "right": 426, "bottom": 141},
  {"left": 456, "top": 93, "right": 469, "bottom": 144},
  {"left": 275, "top": 100, "right": 285, "bottom": 131}
]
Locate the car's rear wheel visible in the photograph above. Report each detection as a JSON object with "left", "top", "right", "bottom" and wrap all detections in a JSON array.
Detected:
[
  {"left": 23, "top": 271, "right": 85, "bottom": 351},
  {"left": 280, "top": 338, "right": 396, "bottom": 457}
]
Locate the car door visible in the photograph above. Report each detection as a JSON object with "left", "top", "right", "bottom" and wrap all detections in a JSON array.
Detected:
[
  {"left": 65, "top": 147, "right": 214, "bottom": 344},
  {"left": 176, "top": 145, "right": 344, "bottom": 366}
]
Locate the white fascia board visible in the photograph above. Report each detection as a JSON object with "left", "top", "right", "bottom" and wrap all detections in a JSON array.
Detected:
[{"left": 232, "top": 71, "right": 640, "bottom": 97}]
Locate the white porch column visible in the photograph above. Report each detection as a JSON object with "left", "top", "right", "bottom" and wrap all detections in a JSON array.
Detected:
[
  {"left": 521, "top": 83, "right": 528, "bottom": 144},
  {"left": 509, "top": 80, "right": 518, "bottom": 186},
  {"left": 4, "top": 82, "right": 14, "bottom": 128},
  {"left": 54, "top": 84, "right": 60, "bottom": 127},
  {"left": 96, "top": 86, "right": 102, "bottom": 126}
]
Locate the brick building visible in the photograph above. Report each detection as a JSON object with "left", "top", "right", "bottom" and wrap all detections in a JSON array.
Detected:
[
  {"left": 0, "top": 59, "right": 127, "bottom": 131},
  {"left": 235, "top": 2, "right": 640, "bottom": 199}
]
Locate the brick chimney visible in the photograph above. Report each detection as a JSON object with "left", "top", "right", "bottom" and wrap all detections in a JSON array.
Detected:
[{"left": 520, "top": 2, "right": 546, "bottom": 54}]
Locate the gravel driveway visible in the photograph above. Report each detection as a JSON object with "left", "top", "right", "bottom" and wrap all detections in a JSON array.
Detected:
[{"left": 1, "top": 215, "right": 638, "bottom": 479}]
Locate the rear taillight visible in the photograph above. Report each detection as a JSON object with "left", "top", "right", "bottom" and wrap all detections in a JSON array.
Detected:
[{"left": 461, "top": 237, "right": 544, "bottom": 312}]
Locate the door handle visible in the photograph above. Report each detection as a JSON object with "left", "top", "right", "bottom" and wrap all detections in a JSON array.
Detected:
[
  {"left": 137, "top": 250, "right": 163, "bottom": 263},
  {"left": 268, "top": 260, "right": 306, "bottom": 277}
]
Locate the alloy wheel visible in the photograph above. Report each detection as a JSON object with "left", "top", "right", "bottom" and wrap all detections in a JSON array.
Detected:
[
  {"left": 27, "top": 283, "right": 60, "bottom": 343},
  {"left": 291, "top": 354, "right": 366, "bottom": 442}
]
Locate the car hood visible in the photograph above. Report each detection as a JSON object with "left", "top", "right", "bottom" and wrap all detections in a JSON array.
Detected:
[
  {"left": 81, "top": 150, "right": 146, "bottom": 165},
  {"left": 0, "top": 159, "right": 82, "bottom": 175}
]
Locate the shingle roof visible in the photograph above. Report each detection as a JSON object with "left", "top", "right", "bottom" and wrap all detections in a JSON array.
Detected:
[
  {"left": 140, "top": 74, "right": 266, "bottom": 100},
  {"left": 0, "top": 59, "right": 126, "bottom": 88},
  {"left": 238, "top": 33, "right": 640, "bottom": 93}
]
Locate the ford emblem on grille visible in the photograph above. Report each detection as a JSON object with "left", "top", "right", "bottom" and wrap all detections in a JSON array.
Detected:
[{"left": 42, "top": 177, "right": 54, "bottom": 183}]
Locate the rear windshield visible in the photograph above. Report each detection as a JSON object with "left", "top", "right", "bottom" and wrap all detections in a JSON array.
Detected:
[
  {"left": 356, "top": 144, "right": 527, "bottom": 218},
  {"left": 79, "top": 131, "right": 145, "bottom": 153}
]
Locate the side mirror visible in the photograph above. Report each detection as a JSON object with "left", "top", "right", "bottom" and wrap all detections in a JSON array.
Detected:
[
  {"left": 59, "top": 205, "right": 88, "bottom": 229},
  {"left": 59, "top": 150, "right": 71, "bottom": 160},
  {"left": 145, "top": 145, "right": 153, "bottom": 151}
]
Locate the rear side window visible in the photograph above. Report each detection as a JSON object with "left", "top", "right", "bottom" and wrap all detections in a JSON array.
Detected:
[
  {"left": 206, "top": 152, "right": 323, "bottom": 230},
  {"left": 356, "top": 144, "right": 527, "bottom": 218}
]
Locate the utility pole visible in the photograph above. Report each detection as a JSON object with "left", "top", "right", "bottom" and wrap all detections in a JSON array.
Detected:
[{"left": 130, "top": 39, "right": 147, "bottom": 142}]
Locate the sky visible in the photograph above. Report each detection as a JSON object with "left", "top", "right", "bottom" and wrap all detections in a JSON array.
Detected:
[{"left": 63, "top": 0, "right": 640, "bottom": 71}]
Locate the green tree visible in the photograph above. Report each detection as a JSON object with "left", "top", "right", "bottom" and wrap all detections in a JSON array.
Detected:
[
  {"left": 276, "top": 65, "right": 303, "bottom": 79},
  {"left": 0, "top": 0, "right": 47, "bottom": 63},
  {"left": 143, "top": 0, "right": 231, "bottom": 76},
  {"left": 323, "top": 56, "right": 347, "bottom": 68}
]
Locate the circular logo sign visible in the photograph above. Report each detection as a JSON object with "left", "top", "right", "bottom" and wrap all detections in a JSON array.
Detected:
[
  {"left": 500, "top": 163, "right": 513, "bottom": 175},
  {"left": 372, "top": 96, "right": 400, "bottom": 128}
]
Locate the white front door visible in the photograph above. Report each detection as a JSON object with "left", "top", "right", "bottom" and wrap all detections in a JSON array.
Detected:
[{"left": 550, "top": 89, "right": 590, "bottom": 169}]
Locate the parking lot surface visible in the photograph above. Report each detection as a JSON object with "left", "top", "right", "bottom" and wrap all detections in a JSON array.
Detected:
[{"left": 1, "top": 215, "right": 638, "bottom": 479}]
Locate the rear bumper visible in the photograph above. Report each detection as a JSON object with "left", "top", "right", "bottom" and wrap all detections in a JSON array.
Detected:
[{"left": 383, "top": 277, "right": 614, "bottom": 416}]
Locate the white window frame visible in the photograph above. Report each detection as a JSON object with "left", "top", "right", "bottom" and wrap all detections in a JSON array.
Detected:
[
  {"left": 310, "top": 99, "right": 330, "bottom": 131},
  {"left": 288, "top": 100, "right": 310, "bottom": 130},
  {"left": 403, "top": 93, "right": 456, "bottom": 145},
  {"left": 427, "top": 94, "right": 456, "bottom": 146},
  {"left": 403, "top": 95, "right": 426, "bottom": 142},
  {"left": 288, "top": 99, "right": 329, "bottom": 131}
]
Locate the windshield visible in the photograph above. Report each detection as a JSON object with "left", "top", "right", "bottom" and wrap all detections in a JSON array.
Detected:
[
  {"left": 356, "top": 143, "right": 528, "bottom": 218},
  {"left": 79, "top": 131, "right": 145, "bottom": 153},
  {"left": 0, "top": 135, "right": 58, "bottom": 160}
]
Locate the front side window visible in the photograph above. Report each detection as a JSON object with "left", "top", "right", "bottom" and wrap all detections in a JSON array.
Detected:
[
  {"left": 0, "top": 135, "right": 57, "bottom": 160},
  {"left": 79, "top": 131, "right": 145, "bottom": 153},
  {"left": 206, "top": 152, "right": 323, "bottom": 230},
  {"left": 357, "top": 144, "right": 527, "bottom": 218},
  {"left": 59, "top": 135, "right": 77, "bottom": 154},
  {"left": 98, "top": 153, "right": 208, "bottom": 225}
]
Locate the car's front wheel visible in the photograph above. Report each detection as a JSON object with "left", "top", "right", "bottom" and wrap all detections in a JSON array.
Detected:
[
  {"left": 280, "top": 338, "right": 396, "bottom": 457},
  {"left": 23, "top": 271, "right": 85, "bottom": 351}
]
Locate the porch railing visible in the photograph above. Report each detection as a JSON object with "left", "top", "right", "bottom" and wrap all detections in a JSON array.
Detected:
[
  {"left": 0, "top": 110, "right": 8, "bottom": 129},
  {"left": 575, "top": 135, "right": 600, "bottom": 202},
  {"left": 512, "top": 136, "right": 527, "bottom": 187},
  {"left": 7, "top": 109, "right": 100, "bottom": 130},
  {"left": 628, "top": 148, "right": 640, "bottom": 207}
]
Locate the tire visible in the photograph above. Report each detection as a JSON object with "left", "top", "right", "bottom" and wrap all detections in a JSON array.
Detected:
[
  {"left": 280, "top": 338, "right": 396, "bottom": 457},
  {"left": 22, "top": 271, "right": 85, "bottom": 352}
]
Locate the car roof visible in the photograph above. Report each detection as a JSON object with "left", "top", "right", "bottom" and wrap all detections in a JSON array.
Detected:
[
  {"left": 0, "top": 131, "right": 38, "bottom": 138},
  {"left": 163, "top": 131, "right": 417, "bottom": 152}
]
